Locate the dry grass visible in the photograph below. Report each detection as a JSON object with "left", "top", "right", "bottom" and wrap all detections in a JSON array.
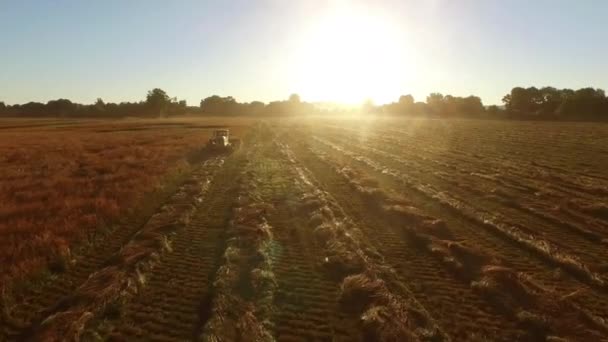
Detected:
[
  {"left": 428, "top": 240, "right": 501, "bottom": 280},
  {"left": 276, "top": 142, "right": 448, "bottom": 341},
  {"left": 575, "top": 201, "right": 608, "bottom": 221},
  {"left": 201, "top": 163, "right": 276, "bottom": 342},
  {"left": 0, "top": 118, "right": 248, "bottom": 288},
  {"left": 471, "top": 265, "right": 608, "bottom": 340},
  {"left": 330, "top": 162, "right": 455, "bottom": 244},
  {"left": 21, "top": 158, "right": 220, "bottom": 340},
  {"left": 340, "top": 274, "right": 417, "bottom": 341}
]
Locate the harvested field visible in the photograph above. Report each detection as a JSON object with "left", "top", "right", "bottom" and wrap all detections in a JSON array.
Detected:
[{"left": 2, "top": 117, "right": 608, "bottom": 341}]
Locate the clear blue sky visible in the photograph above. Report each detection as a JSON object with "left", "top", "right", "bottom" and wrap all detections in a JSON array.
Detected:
[{"left": 1, "top": 0, "right": 607, "bottom": 105}]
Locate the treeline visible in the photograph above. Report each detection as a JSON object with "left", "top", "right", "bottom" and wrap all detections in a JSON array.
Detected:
[
  {"left": 0, "top": 90, "right": 314, "bottom": 118},
  {"left": 1, "top": 86, "right": 607, "bottom": 121},
  {"left": 500, "top": 87, "right": 608, "bottom": 120},
  {"left": 198, "top": 94, "right": 316, "bottom": 116},
  {"left": 379, "top": 87, "right": 608, "bottom": 121},
  {"left": 379, "top": 93, "right": 485, "bottom": 118},
  {"left": 0, "top": 89, "right": 188, "bottom": 118}
]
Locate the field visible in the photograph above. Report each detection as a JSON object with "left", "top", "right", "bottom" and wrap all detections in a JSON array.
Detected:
[
  {"left": 2, "top": 117, "right": 608, "bottom": 341},
  {"left": 0, "top": 118, "right": 250, "bottom": 287}
]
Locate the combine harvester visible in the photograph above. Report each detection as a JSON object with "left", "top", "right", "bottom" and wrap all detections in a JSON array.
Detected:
[{"left": 205, "top": 129, "right": 241, "bottom": 154}]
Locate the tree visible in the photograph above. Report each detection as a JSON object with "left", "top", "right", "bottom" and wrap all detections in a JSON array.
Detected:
[
  {"left": 46, "top": 99, "right": 75, "bottom": 117},
  {"left": 502, "top": 86, "right": 608, "bottom": 120},
  {"left": 200, "top": 95, "right": 239, "bottom": 115},
  {"left": 459, "top": 96, "right": 485, "bottom": 117},
  {"left": 503, "top": 87, "right": 542, "bottom": 117},
  {"left": 426, "top": 93, "right": 445, "bottom": 115},
  {"left": 380, "top": 95, "right": 417, "bottom": 116},
  {"left": 487, "top": 105, "right": 500, "bottom": 116},
  {"left": 244, "top": 101, "right": 265, "bottom": 116},
  {"left": 289, "top": 93, "right": 301, "bottom": 103},
  {"left": 398, "top": 95, "right": 414, "bottom": 106},
  {"left": 171, "top": 100, "right": 187, "bottom": 115},
  {"left": 146, "top": 88, "right": 171, "bottom": 117},
  {"left": 557, "top": 87, "right": 607, "bottom": 120},
  {"left": 537, "top": 86, "right": 561, "bottom": 117},
  {"left": 19, "top": 102, "right": 47, "bottom": 116},
  {"left": 93, "top": 98, "right": 106, "bottom": 113},
  {"left": 361, "top": 99, "right": 376, "bottom": 114}
]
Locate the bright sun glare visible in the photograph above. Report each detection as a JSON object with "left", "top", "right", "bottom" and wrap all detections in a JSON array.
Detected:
[{"left": 294, "top": 6, "right": 415, "bottom": 105}]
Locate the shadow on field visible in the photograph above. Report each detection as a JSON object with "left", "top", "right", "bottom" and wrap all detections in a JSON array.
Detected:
[{"left": 186, "top": 147, "right": 228, "bottom": 165}]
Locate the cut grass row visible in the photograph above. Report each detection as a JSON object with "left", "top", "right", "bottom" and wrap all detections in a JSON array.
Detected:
[
  {"left": 314, "top": 132, "right": 608, "bottom": 266},
  {"left": 303, "top": 132, "right": 608, "bottom": 326},
  {"left": 300, "top": 136, "right": 608, "bottom": 340}
]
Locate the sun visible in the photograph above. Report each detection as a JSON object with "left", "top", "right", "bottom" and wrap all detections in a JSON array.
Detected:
[{"left": 292, "top": 5, "right": 416, "bottom": 105}]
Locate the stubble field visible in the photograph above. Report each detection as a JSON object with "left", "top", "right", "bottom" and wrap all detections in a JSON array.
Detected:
[{"left": 1, "top": 117, "right": 608, "bottom": 341}]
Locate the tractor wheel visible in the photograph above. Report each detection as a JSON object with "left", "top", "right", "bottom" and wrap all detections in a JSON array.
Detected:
[{"left": 229, "top": 139, "right": 242, "bottom": 150}]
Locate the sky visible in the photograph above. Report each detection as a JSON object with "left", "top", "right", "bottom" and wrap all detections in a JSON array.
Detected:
[{"left": 1, "top": 0, "right": 607, "bottom": 106}]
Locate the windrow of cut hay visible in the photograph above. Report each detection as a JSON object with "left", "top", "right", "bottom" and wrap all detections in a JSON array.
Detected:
[
  {"left": 200, "top": 149, "right": 276, "bottom": 342},
  {"left": 20, "top": 157, "right": 224, "bottom": 341},
  {"left": 316, "top": 132, "right": 608, "bottom": 245},
  {"left": 472, "top": 265, "right": 608, "bottom": 340},
  {"left": 311, "top": 144, "right": 608, "bottom": 341},
  {"left": 312, "top": 136, "right": 608, "bottom": 291},
  {"left": 276, "top": 141, "right": 450, "bottom": 342},
  {"left": 321, "top": 123, "right": 608, "bottom": 228}
]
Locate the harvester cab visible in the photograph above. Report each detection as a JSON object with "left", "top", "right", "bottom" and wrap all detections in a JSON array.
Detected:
[
  {"left": 211, "top": 129, "right": 230, "bottom": 147},
  {"left": 206, "top": 129, "right": 240, "bottom": 152}
]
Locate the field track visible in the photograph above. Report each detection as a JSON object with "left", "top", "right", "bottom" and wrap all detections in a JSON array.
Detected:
[
  {"left": 2, "top": 119, "right": 608, "bottom": 341},
  {"left": 102, "top": 156, "right": 242, "bottom": 340}
]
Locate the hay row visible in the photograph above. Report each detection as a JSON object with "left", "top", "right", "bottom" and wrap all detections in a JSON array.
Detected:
[
  {"left": 312, "top": 143, "right": 608, "bottom": 340},
  {"left": 200, "top": 150, "right": 276, "bottom": 342},
  {"left": 313, "top": 137, "right": 607, "bottom": 291},
  {"left": 24, "top": 157, "right": 225, "bottom": 341},
  {"left": 470, "top": 264, "right": 608, "bottom": 340},
  {"left": 276, "top": 141, "right": 450, "bottom": 342},
  {"left": 320, "top": 134, "right": 608, "bottom": 266}
]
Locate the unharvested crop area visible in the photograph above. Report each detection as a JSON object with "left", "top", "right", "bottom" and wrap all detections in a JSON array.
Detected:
[
  {"left": 0, "top": 118, "right": 249, "bottom": 288},
  {"left": 2, "top": 117, "right": 608, "bottom": 341}
]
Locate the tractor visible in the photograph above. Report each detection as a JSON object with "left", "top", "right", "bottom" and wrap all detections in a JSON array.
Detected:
[{"left": 205, "top": 129, "right": 240, "bottom": 153}]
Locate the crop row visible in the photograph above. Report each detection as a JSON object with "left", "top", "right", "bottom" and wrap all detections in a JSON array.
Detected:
[{"left": 302, "top": 133, "right": 608, "bottom": 332}]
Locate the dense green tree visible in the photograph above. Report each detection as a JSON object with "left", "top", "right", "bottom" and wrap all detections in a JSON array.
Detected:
[
  {"left": 200, "top": 95, "right": 239, "bottom": 115},
  {"left": 170, "top": 99, "right": 188, "bottom": 115},
  {"left": 503, "top": 87, "right": 541, "bottom": 115},
  {"left": 146, "top": 88, "right": 171, "bottom": 117},
  {"left": 46, "top": 99, "right": 75, "bottom": 117},
  {"left": 503, "top": 86, "right": 608, "bottom": 120}
]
